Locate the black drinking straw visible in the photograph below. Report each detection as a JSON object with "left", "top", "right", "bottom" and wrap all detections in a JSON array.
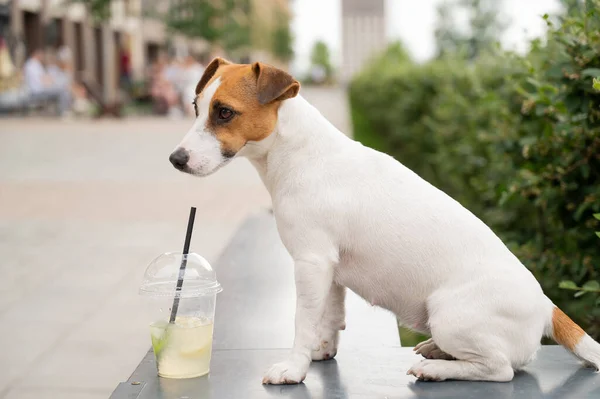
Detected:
[{"left": 169, "top": 207, "right": 197, "bottom": 324}]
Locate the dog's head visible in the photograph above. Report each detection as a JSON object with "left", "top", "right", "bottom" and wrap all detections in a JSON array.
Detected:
[{"left": 169, "top": 58, "right": 300, "bottom": 176}]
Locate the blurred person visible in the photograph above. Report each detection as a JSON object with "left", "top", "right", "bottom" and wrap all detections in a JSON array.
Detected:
[
  {"left": 179, "top": 54, "right": 204, "bottom": 116},
  {"left": 0, "top": 36, "right": 15, "bottom": 78},
  {"left": 2, "top": 31, "right": 25, "bottom": 70},
  {"left": 164, "top": 55, "right": 185, "bottom": 118},
  {"left": 57, "top": 45, "right": 72, "bottom": 69},
  {"left": 55, "top": 45, "right": 74, "bottom": 89},
  {"left": 48, "top": 46, "right": 90, "bottom": 116},
  {"left": 119, "top": 41, "right": 132, "bottom": 91},
  {"left": 23, "top": 47, "right": 71, "bottom": 116},
  {"left": 0, "top": 36, "right": 27, "bottom": 111},
  {"left": 71, "top": 78, "right": 91, "bottom": 116},
  {"left": 149, "top": 55, "right": 179, "bottom": 116},
  {"left": 164, "top": 55, "right": 182, "bottom": 85},
  {"left": 46, "top": 51, "right": 70, "bottom": 90},
  {"left": 58, "top": 46, "right": 91, "bottom": 116}
]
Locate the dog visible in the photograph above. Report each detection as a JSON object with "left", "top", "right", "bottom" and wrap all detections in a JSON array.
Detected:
[{"left": 169, "top": 58, "right": 600, "bottom": 385}]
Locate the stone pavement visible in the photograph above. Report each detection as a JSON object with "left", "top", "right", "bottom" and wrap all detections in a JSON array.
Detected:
[{"left": 0, "top": 87, "right": 352, "bottom": 399}]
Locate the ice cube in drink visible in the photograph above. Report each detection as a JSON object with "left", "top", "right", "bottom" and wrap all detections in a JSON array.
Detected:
[{"left": 150, "top": 316, "right": 214, "bottom": 379}]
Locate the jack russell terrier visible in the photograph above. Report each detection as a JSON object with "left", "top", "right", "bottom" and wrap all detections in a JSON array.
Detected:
[{"left": 169, "top": 58, "right": 600, "bottom": 384}]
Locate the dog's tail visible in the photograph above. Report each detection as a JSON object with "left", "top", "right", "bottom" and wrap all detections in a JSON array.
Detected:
[{"left": 544, "top": 302, "right": 600, "bottom": 370}]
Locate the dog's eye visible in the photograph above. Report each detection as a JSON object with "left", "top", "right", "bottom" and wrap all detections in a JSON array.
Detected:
[
  {"left": 218, "top": 107, "right": 234, "bottom": 121},
  {"left": 192, "top": 100, "right": 198, "bottom": 117}
]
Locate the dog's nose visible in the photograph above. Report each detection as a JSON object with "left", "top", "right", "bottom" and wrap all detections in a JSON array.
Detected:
[{"left": 169, "top": 148, "right": 189, "bottom": 170}]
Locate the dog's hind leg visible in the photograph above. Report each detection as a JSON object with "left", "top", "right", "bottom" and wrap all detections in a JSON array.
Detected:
[
  {"left": 414, "top": 338, "right": 455, "bottom": 360},
  {"left": 312, "top": 282, "right": 346, "bottom": 361},
  {"left": 410, "top": 327, "right": 513, "bottom": 381},
  {"left": 408, "top": 279, "right": 544, "bottom": 382},
  {"left": 409, "top": 319, "right": 514, "bottom": 381},
  {"left": 407, "top": 358, "right": 514, "bottom": 382}
]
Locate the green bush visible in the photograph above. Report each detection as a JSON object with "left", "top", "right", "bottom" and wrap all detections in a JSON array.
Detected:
[{"left": 350, "top": 3, "right": 600, "bottom": 338}]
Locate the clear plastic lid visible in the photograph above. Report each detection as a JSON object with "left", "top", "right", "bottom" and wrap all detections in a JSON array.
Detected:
[{"left": 139, "top": 252, "right": 222, "bottom": 298}]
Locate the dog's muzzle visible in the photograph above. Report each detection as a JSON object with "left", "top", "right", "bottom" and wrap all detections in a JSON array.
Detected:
[{"left": 169, "top": 148, "right": 189, "bottom": 171}]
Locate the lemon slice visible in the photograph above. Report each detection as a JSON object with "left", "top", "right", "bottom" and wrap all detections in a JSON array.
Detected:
[{"left": 150, "top": 321, "right": 171, "bottom": 356}]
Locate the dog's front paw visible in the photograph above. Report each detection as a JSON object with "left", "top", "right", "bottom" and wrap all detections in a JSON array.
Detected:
[
  {"left": 407, "top": 360, "right": 446, "bottom": 382},
  {"left": 262, "top": 357, "right": 308, "bottom": 385}
]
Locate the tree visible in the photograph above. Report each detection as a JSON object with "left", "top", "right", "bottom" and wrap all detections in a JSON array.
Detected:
[
  {"left": 434, "top": 1, "right": 463, "bottom": 58},
  {"left": 376, "top": 42, "right": 411, "bottom": 65},
  {"left": 272, "top": 10, "right": 294, "bottom": 62},
  {"left": 310, "top": 40, "right": 333, "bottom": 78},
  {"left": 461, "top": 0, "right": 507, "bottom": 59},
  {"left": 70, "top": 0, "right": 112, "bottom": 22},
  {"left": 165, "top": 0, "right": 257, "bottom": 57},
  {"left": 560, "top": 0, "right": 586, "bottom": 16},
  {"left": 434, "top": 0, "right": 507, "bottom": 60},
  {"left": 165, "top": 0, "right": 223, "bottom": 45},
  {"left": 221, "top": 0, "right": 252, "bottom": 56}
]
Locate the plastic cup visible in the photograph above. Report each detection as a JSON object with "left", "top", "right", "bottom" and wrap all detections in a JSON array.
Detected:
[{"left": 139, "top": 252, "right": 222, "bottom": 379}]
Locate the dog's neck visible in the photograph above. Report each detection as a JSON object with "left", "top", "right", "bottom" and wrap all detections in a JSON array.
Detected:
[{"left": 240, "top": 95, "right": 349, "bottom": 193}]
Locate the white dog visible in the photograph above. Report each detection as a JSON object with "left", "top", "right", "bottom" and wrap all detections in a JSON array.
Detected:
[{"left": 169, "top": 58, "right": 600, "bottom": 384}]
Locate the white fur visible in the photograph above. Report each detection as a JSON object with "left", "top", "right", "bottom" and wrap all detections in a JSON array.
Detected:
[
  {"left": 178, "top": 90, "right": 600, "bottom": 384},
  {"left": 175, "top": 78, "right": 231, "bottom": 176},
  {"left": 574, "top": 335, "right": 600, "bottom": 369},
  {"left": 241, "top": 95, "right": 570, "bottom": 384}
]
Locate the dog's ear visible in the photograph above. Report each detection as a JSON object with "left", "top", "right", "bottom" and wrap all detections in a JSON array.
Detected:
[
  {"left": 252, "top": 62, "right": 300, "bottom": 105},
  {"left": 195, "top": 57, "right": 231, "bottom": 95}
]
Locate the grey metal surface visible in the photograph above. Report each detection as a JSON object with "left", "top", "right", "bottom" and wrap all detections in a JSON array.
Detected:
[
  {"left": 114, "top": 346, "right": 599, "bottom": 399},
  {"left": 111, "top": 210, "right": 600, "bottom": 398}
]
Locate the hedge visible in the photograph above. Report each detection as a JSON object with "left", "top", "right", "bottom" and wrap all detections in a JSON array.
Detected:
[{"left": 349, "top": 5, "right": 600, "bottom": 339}]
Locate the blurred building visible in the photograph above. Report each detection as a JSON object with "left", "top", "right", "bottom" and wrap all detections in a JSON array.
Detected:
[
  {"left": 341, "top": 0, "right": 387, "bottom": 82},
  {"left": 0, "top": 0, "right": 291, "bottom": 103},
  {"left": 1, "top": 0, "right": 163, "bottom": 102}
]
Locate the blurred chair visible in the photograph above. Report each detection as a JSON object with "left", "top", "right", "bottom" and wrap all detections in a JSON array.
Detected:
[{"left": 80, "top": 77, "right": 123, "bottom": 118}]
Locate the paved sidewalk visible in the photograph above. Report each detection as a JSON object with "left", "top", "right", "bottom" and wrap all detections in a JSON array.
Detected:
[{"left": 0, "top": 87, "right": 351, "bottom": 399}]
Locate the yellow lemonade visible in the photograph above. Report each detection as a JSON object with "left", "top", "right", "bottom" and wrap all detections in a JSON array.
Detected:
[{"left": 150, "top": 316, "right": 214, "bottom": 378}]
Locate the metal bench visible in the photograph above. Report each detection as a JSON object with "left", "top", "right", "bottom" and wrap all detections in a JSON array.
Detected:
[
  {"left": 110, "top": 210, "right": 600, "bottom": 398},
  {"left": 0, "top": 86, "right": 59, "bottom": 116}
]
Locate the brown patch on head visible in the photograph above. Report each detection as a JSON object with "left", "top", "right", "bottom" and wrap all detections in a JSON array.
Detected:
[
  {"left": 195, "top": 59, "right": 300, "bottom": 157},
  {"left": 552, "top": 307, "right": 585, "bottom": 350},
  {"left": 253, "top": 62, "right": 300, "bottom": 105},
  {"left": 195, "top": 57, "right": 231, "bottom": 95}
]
